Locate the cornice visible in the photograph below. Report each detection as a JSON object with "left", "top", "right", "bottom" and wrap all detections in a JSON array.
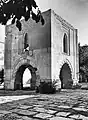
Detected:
[{"left": 51, "top": 9, "right": 76, "bottom": 30}]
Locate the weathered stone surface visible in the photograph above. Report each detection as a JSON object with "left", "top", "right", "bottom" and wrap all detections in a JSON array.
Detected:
[
  {"left": 0, "top": 110, "right": 11, "bottom": 114},
  {"left": 0, "top": 113, "right": 4, "bottom": 117},
  {"left": 0, "top": 90, "right": 88, "bottom": 120},
  {"left": 56, "top": 112, "right": 71, "bottom": 117},
  {"left": 0, "top": 95, "right": 34, "bottom": 104},
  {"left": 33, "top": 107, "right": 57, "bottom": 114},
  {"left": 17, "top": 110, "right": 37, "bottom": 116},
  {"left": 10, "top": 108, "right": 21, "bottom": 113},
  {"left": 22, "top": 116, "right": 39, "bottom": 120},
  {"left": 69, "top": 114, "right": 80, "bottom": 119},
  {"left": 46, "top": 109, "right": 57, "bottom": 114},
  {"left": 48, "top": 104, "right": 58, "bottom": 107},
  {"left": 0, "top": 113, "right": 21, "bottom": 120},
  {"left": 16, "top": 118, "right": 23, "bottom": 120},
  {"left": 33, "top": 104, "right": 44, "bottom": 107},
  {"left": 49, "top": 116, "right": 73, "bottom": 120},
  {"left": 73, "top": 107, "right": 87, "bottom": 111},
  {"left": 22, "top": 116, "right": 34, "bottom": 120},
  {"left": 10, "top": 113, "right": 22, "bottom": 119},
  {"left": 33, "top": 107, "right": 46, "bottom": 113},
  {"left": 18, "top": 105, "right": 33, "bottom": 110},
  {"left": 34, "top": 113, "right": 53, "bottom": 119},
  {"left": 78, "top": 115, "right": 88, "bottom": 120},
  {"left": 58, "top": 105, "right": 71, "bottom": 109}
]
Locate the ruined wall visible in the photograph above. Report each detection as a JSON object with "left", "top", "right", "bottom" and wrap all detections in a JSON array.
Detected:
[
  {"left": 4, "top": 9, "right": 79, "bottom": 90},
  {"left": 51, "top": 10, "right": 79, "bottom": 86},
  {"left": 4, "top": 10, "right": 51, "bottom": 89},
  {"left": 21, "top": 9, "right": 51, "bottom": 83}
]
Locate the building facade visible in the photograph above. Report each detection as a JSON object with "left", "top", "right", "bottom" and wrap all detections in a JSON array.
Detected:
[{"left": 4, "top": 9, "right": 79, "bottom": 90}]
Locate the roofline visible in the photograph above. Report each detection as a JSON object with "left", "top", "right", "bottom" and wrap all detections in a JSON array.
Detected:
[
  {"left": 6, "top": 9, "right": 77, "bottom": 31},
  {"left": 50, "top": 9, "right": 76, "bottom": 30}
]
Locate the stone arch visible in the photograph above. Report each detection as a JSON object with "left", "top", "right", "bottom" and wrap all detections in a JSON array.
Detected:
[
  {"left": 59, "top": 59, "right": 73, "bottom": 77},
  {"left": 12, "top": 57, "right": 39, "bottom": 90},
  {"left": 59, "top": 59, "right": 73, "bottom": 88}
]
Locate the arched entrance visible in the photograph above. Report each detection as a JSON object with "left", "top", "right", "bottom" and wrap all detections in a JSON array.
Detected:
[
  {"left": 59, "top": 63, "right": 72, "bottom": 88},
  {"left": 14, "top": 64, "right": 37, "bottom": 90},
  {"left": 23, "top": 68, "right": 32, "bottom": 88}
]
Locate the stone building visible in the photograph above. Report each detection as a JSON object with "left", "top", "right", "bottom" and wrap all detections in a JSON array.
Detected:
[{"left": 4, "top": 9, "right": 79, "bottom": 90}]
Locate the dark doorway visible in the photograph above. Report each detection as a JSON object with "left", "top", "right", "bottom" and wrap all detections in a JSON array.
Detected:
[
  {"left": 14, "top": 64, "right": 37, "bottom": 90},
  {"left": 60, "top": 63, "right": 72, "bottom": 88}
]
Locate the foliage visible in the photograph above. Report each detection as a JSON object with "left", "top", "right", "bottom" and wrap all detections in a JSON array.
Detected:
[
  {"left": 35, "top": 86, "right": 39, "bottom": 93},
  {"left": 79, "top": 44, "right": 88, "bottom": 66},
  {"left": 52, "top": 79, "right": 58, "bottom": 88},
  {"left": 0, "top": 0, "right": 44, "bottom": 31},
  {"left": 79, "top": 44, "right": 88, "bottom": 82},
  {"left": 0, "top": 68, "right": 4, "bottom": 84},
  {"left": 72, "top": 83, "right": 81, "bottom": 89}
]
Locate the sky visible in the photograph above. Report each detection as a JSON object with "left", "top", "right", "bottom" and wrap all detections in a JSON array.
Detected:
[
  {"left": 0, "top": 0, "right": 88, "bottom": 67},
  {"left": 23, "top": 68, "right": 31, "bottom": 86},
  {"left": 35, "top": 0, "right": 88, "bottom": 46}
]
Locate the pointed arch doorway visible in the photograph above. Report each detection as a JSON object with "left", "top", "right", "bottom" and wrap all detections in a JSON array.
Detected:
[
  {"left": 14, "top": 64, "right": 37, "bottom": 90},
  {"left": 59, "top": 63, "right": 72, "bottom": 88}
]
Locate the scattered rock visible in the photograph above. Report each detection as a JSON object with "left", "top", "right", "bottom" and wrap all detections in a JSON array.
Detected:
[
  {"left": 49, "top": 116, "right": 73, "bottom": 120},
  {"left": 73, "top": 107, "right": 87, "bottom": 112},
  {"left": 33, "top": 113, "right": 53, "bottom": 119},
  {"left": 17, "top": 110, "right": 37, "bottom": 116},
  {"left": 58, "top": 105, "right": 71, "bottom": 109},
  {"left": 18, "top": 105, "right": 33, "bottom": 110},
  {"left": 56, "top": 112, "right": 71, "bottom": 117}
]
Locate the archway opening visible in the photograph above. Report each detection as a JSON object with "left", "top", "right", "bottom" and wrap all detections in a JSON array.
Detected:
[
  {"left": 23, "top": 68, "right": 32, "bottom": 89},
  {"left": 60, "top": 63, "right": 72, "bottom": 89},
  {"left": 14, "top": 64, "right": 37, "bottom": 90}
]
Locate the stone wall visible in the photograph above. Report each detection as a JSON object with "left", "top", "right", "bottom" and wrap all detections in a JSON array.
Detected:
[
  {"left": 51, "top": 10, "right": 79, "bottom": 86},
  {"left": 4, "top": 9, "right": 79, "bottom": 89},
  {"left": 4, "top": 10, "right": 51, "bottom": 89}
]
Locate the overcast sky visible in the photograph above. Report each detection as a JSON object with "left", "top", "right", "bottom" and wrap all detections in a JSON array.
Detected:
[
  {"left": 35, "top": 0, "right": 88, "bottom": 45},
  {"left": 0, "top": 0, "right": 88, "bottom": 45},
  {"left": 0, "top": 0, "right": 88, "bottom": 51}
]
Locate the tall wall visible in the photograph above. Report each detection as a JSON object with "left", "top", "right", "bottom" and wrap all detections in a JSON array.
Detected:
[
  {"left": 51, "top": 10, "right": 79, "bottom": 85},
  {"left": 21, "top": 9, "right": 51, "bottom": 83},
  {"left": 4, "top": 10, "right": 51, "bottom": 89},
  {"left": 4, "top": 9, "right": 79, "bottom": 90}
]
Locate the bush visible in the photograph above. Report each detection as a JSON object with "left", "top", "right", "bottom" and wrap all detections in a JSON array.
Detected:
[
  {"left": 80, "top": 83, "right": 88, "bottom": 90},
  {"left": 36, "top": 81, "right": 56, "bottom": 94},
  {"left": 0, "top": 69, "right": 4, "bottom": 84},
  {"left": 35, "top": 86, "right": 39, "bottom": 93},
  {"left": 72, "top": 83, "right": 81, "bottom": 89}
]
